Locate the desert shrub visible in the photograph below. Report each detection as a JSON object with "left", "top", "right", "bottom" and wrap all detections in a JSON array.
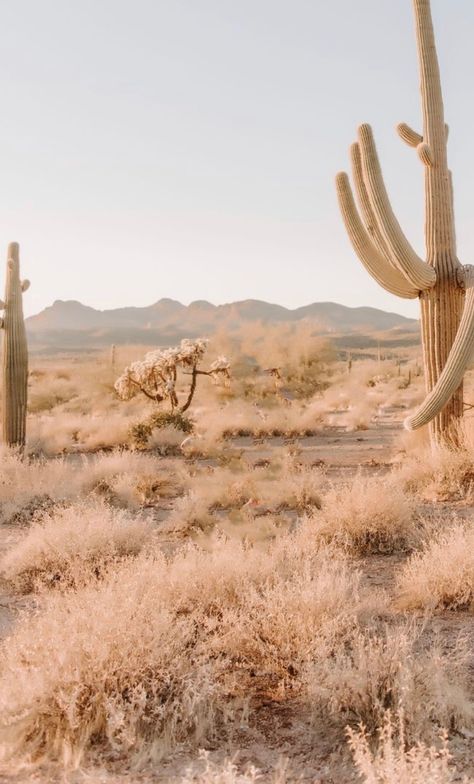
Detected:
[
  {"left": 130, "top": 410, "right": 193, "bottom": 449},
  {"left": 348, "top": 712, "right": 471, "bottom": 784},
  {"left": 308, "top": 623, "right": 473, "bottom": 743},
  {"left": 27, "top": 411, "right": 135, "bottom": 454},
  {"left": 0, "top": 500, "right": 153, "bottom": 593},
  {"left": 393, "top": 446, "right": 473, "bottom": 501},
  {"left": 393, "top": 418, "right": 474, "bottom": 501},
  {"left": 0, "top": 534, "right": 366, "bottom": 768},
  {"left": 28, "top": 375, "right": 78, "bottom": 414},
  {"left": 165, "top": 457, "right": 322, "bottom": 535},
  {"left": 396, "top": 522, "right": 474, "bottom": 610},
  {"left": 193, "top": 398, "right": 323, "bottom": 441},
  {"left": 211, "top": 322, "right": 334, "bottom": 401},
  {"left": 79, "top": 450, "right": 187, "bottom": 509},
  {"left": 0, "top": 448, "right": 184, "bottom": 524},
  {"left": 304, "top": 475, "right": 416, "bottom": 554},
  {"left": 180, "top": 751, "right": 289, "bottom": 783},
  {"left": 147, "top": 424, "right": 190, "bottom": 454}
]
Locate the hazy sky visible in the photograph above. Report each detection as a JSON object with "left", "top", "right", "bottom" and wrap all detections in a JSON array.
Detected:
[{"left": 1, "top": 0, "right": 474, "bottom": 317}]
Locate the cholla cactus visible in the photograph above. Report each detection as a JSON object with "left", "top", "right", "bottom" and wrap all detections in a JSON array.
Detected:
[
  {"left": 209, "top": 356, "right": 231, "bottom": 386},
  {"left": 336, "top": 0, "right": 474, "bottom": 446},
  {"left": 115, "top": 338, "right": 230, "bottom": 412},
  {"left": 1, "top": 243, "right": 30, "bottom": 448}
]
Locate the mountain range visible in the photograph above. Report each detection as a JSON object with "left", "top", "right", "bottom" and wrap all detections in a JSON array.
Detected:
[{"left": 25, "top": 298, "right": 419, "bottom": 351}]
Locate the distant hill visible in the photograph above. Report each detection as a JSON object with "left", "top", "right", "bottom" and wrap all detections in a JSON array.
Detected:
[{"left": 26, "top": 298, "right": 419, "bottom": 351}]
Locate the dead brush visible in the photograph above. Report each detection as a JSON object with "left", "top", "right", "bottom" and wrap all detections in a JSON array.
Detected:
[
  {"left": 348, "top": 711, "right": 471, "bottom": 784},
  {"left": 0, "top": 500, "right": 153, "bottom": 593},
  {"left": 0, "top": 447, "right": 186, "bottom": 523},
  {"left": 303, "top": 474, "right": 417, "bottom": 554},
  {"left": 393, "top": 417, "right": 474, "bottom": 501},
  {"left": 396, "top": 521, "right": 474, "bottom": 611},
  {"left": 81, "top": 451, "right": 187, "bottom": 509},
  {"left": 0, "top": 534, "right": 367, "bottom": 769},
  {"left": 165, "top": 457, "right": 322, "bottom": 535},
  {"left": 180, "top": 750, "right": 291, "bottom": 784},
  {"left": 307, "top": 622, "right": 474, "bottom": 744}
]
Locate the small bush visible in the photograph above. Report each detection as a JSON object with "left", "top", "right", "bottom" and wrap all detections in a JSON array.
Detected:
[
  {"left": 308, "top": 623, "right": 473, "bottom": 743},
  {"left": 1, "top": 500, "right": 153, "bottom": 593},
  {"left": 304, "top": 475, "right": 416, "bottom": 554},
  {"left": 130, "top": 410, "right": 193, "bottom": 449},
  {"left": 0, "top": 448, "right": 183, "bottom": 523},
  {"left": 348, "top": 712, "right": 470, "bottom": 784},
  {"left": 0, "top": 535, "right": 365, "bottom": 768},
  {"left": 396, "top": 522, "right": 474, "bottom": 610}
]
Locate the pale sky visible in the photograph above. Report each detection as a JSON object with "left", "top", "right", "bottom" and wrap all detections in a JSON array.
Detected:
[{"left": 1, "top": 0, "right": 473, "bottom": 318}]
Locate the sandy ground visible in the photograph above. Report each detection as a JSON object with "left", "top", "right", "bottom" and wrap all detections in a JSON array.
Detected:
[{"left": 1, "top": 410, "right": 474, "bottom": 783}]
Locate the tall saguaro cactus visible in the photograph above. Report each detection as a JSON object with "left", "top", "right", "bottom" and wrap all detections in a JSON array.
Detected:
[
  {"left": 336, "top": 0, "right": 474, "bottom": 446},
  {"left": 1, "top": 243, "right": 30, "bottom": 448}
]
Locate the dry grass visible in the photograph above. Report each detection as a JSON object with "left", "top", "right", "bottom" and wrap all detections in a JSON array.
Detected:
[
  {"left": 396, "top": 521, "right": 474, "bottom": 610},
  {"left": 8, "top": 346, "right": 474, "bottom": 781},
  {"left": 165, "top": 455, "right": 322, "bottom": 536},
  {"left": 179, "top": 751, "right": 289, "bottom": 783},
  {"left": 0, "top": 500, "right": 153, "bottom": 593},
  {"left": 303, "top": 475, "right": 417, "bottom": 554},
  {"left": 0, "top": 532, "right": 367, "bottom": 769},
  {"left": 348, "top": 712, "right": 472, "bottom": 784},
  {"left": 393, "top": 418, "right": 474, "bottom": 502},
  {"left": 308, "top": 623, "right": 473, "bottom": 742},
  {"left": 0, "top": 448, "right": 185, "bottom": 524}
]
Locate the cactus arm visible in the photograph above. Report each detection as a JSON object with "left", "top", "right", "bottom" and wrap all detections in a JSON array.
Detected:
[
  {"left": 405, "top": 266, "right": 474, "bottom": 430},
  {"left": 397, "top": 123, "right": 423, "bottom": 147},
  {"left": 336, "top": 173, "right": 419, "bottom": 299},
  {"left": 417, "top": 142, "right": 434, "bottom": 166},
  {"left": 350, "top": 142, "right": 394, "bottom": 263},
  {"left": 21, "top": 280, "right": 30, "bottom": 292},
  {"left": 358, "top": 123, "right": 436, "bottom": 291}
]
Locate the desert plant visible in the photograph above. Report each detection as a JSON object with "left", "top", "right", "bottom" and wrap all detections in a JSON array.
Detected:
[
  {"left": 0, "top": 536, "right": 364, "bottom": 767},
  {"left": 348, "top": 712, "right": 469, "bottom": 784},
  {"left": 115, "top": 339, "right": 230, "bottom": 413},
  {"left": 309, "top": 623, "right": 473, "bottom": 742},
  {"left": 0, "top": 500, "right": 153, "bottom": 593},
  {"left": 1, "top": 242, "right": 30, "bottom": 448},
  {"left": 305, "top": 475, "right": 416, "bottom": 554},
  {"left": 336, "top": 0, "right": 474, "bottom": 447},
  {"left": 396, "top": 522, "right": 474, "bottom": 610},
  {"left": 130, "top": 409, "right": 193, "bottom": 449}
]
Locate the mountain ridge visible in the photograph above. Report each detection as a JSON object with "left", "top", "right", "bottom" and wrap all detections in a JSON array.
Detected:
[{"left": 26, "top": 298, "right": 419, "bottom": 351}]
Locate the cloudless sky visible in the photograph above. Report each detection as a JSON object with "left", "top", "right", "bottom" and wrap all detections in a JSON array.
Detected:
[{"left": 1, "top": 0, "right": 473, "bottom": 317}]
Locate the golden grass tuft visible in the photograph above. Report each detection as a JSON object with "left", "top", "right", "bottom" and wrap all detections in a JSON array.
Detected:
[
  {"left": 396, "top": 522, "right": 474, "bottom": 610},
  {"left": 308, "top": 623, "right": 473, "bottom": 742},
  {"left": 304, "top": 474, "right": 417, "bottom": 554},
  {"left": 1, "top": 500, "right": 153, "bottom": 593},
  {"left": 0, "top": 533, "right": 364, "bottom": 769},
  {"left": 0, "top": 447, "right": 184, "bottom": 524},
  {"left": 348, "top": 711, "right": 472, "bottom": 784}
]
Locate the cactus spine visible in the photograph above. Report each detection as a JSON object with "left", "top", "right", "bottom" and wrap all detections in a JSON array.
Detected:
[
  {"left": 336, "top": 0, "right": 474, "bottom": 446},
  {"left": 1, "top": 243, "right": 29, "bottom": 448}
]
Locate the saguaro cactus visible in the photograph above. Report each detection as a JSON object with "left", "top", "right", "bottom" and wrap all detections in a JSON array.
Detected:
[
  {"left": 336, "top": 0, "right": 474, "bottom": 446},
  {"left": 1, "top": 243, "right": 30, "bottom": 447}
]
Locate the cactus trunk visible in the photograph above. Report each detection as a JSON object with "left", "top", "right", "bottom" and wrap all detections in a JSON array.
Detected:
[
  {"left": 2, "top": 243, "right": 29, "bottom": 448},
  {"left": 336, "top": 0, "right": 474, "bottom": 449},
  {"left": 415, "top": 0, "right": 464, "bottom": 444}
]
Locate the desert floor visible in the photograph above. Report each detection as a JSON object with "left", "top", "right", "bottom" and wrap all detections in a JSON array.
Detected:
[
  {"left": 1, "top": 340, "right": 474, "bottom": 783},
  {"left": 1, "top": 409, "right": 474, "bottom": 783}
]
